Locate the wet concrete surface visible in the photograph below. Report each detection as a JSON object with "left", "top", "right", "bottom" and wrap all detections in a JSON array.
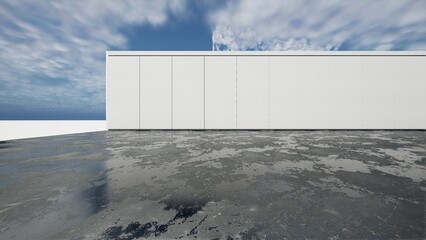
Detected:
[{"left": 0, "top": 131, "right": 425, "bottom": 239}]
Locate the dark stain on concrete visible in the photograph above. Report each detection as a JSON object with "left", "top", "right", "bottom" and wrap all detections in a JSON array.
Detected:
[
  {"left": 83, "top": 182, "right": 108, "bottom": 215},
  {"left": 101, "top": 221, "right": 168, "bottom": 240},
  {"left": 415, "top": 157, "right": 426, "bottom": 166},
  {"left": 101, "top": 199, "right": 209, "bottom": 239},
  {"left": 162, "top": 198, "right": 208, "bottom": 222}
]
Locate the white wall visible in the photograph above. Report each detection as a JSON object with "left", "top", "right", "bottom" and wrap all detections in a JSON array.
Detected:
[
  {"left": 172, "top": 56, "right": 205, "bottom": 129},
  {"left": 270, "top": 57, "right": 302, "bottom": 128},
  {"left": 107, "top": 56, "right": 139, "bottom": 129},
  {"left": 140, "top": 56, "right": 172, "bottom": 129},
  {"left": 237, "top": 56, "right": 270, "bottom": 129},
  {"left": 205, "top": 56, "right": 236, "bottom": 129},
  {"left": 270, "top": 56, "right": 426, "bottom": 129},
  {"left": 107, "top": 52, "right": 426, "bottom": 130}
]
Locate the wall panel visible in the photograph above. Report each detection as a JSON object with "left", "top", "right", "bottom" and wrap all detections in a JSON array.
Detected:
[
  {"left": 172, "top": 56, "right": 204, "bottom": 129},
  {"left": 205, "top": 56, "right": 237, "bottom": 129},
  {"left": 237, "top": 56, "right": 269, "bottom": 129},
  {"left": 296, "top": 56, "right": 364, "bottom": 129},
  {"left": 361, "top": 56, "right": 426, "bottom": 129},
  {"left": 270, "top": 56, "right": 426, "bottom": 129},
  {"left": 270, "top": 57, "right": 302, "bottom": 128},
  {"left": 107, "top": 56, "right": 139, "bottom": 129},
  {"left": 140, "top": 56, "right": 172, "bottom": 129}
]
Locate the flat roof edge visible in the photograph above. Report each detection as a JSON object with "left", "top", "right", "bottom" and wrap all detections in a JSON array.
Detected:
[{"left": 106, "top": 51, "right": 426, "bottom": 56}]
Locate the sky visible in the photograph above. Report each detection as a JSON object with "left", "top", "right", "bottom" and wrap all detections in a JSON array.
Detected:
[{"left": 0, "top": 0, "right": 425, "bottom": 120}]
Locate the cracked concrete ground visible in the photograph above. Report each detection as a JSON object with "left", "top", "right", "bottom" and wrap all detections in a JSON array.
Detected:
[{"left": 0, "top": 131, "right": 425, "bottom": 239}]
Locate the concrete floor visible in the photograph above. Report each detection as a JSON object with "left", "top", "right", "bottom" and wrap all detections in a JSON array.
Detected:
[{"left": 0, "top": 131, "right": 425, "bottom": 239}]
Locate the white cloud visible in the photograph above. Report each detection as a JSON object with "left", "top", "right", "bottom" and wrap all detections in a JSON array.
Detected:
[
  {"left": 209, "top": 0, "right": 426, "bottom": 51},
  {"left": 0, "top": 0, "right": 187, "bottom": 113},
  {"left": 1, "top": 0, "right": 425, "bottom": 118}
]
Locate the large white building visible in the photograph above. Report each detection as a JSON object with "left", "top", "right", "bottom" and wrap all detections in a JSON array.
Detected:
[{"left": 106, "top": 51, "right": 426, "bottom": 130}]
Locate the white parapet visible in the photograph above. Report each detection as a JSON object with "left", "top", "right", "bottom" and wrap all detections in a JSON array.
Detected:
[{"left": 0, "top": 121, "right": 107, "bottom": 141}]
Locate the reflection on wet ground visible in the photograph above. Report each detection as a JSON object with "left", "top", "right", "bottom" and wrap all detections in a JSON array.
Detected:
[{"left": 0, "top": 131, "right": 425, "bottom": 239}]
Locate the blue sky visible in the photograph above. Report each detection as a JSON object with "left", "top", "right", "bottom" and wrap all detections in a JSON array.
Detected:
[{"left": 0, "top": 0, "right": 425, "bottom": 120}]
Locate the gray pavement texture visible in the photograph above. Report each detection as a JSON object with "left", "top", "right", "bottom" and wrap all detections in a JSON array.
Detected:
[{"left": 0, "top": 130, "right": 425, "bottom": 240}]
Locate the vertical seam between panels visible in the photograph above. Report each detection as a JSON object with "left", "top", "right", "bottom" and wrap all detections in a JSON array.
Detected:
[
  {"left": 236, "top": 56, "right": 238, "bottom": 129},
  {"left": 171, "top": 57, "right": 173, "bottom": 129},
  {"left": 268, "top": 56, "right": 270, "bottom": 129},
  {"left": 105, "top": 52, "right": 108, "bottom": 129},
  {"left": 139, "top": 56, "right": 141, "bottom": 129},
  {"left": 203, "top": 56, "right": 206, "bottom": 129}
]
